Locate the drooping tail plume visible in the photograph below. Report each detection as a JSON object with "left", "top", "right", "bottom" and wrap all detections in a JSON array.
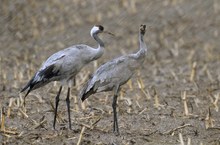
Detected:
[{"left": 79, "top": 78, "right": 95, "bottom": 102}]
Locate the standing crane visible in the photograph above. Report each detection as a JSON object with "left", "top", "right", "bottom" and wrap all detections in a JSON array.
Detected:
[
  {"left": 21, "top": 25, "right": 113, "bottom": 130},
  {"left": 80, "top": 24, "right": 147, "bottom": 135}
]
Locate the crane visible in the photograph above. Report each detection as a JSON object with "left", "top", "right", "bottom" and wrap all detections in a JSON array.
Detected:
[
  {"left": 20, "top": 25, "right": 113, "bottom": 130},
  {"left": 80, "top": 24, "right": 147, "bottom": 135}
]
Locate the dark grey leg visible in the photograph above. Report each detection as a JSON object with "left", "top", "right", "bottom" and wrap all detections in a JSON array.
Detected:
[
  {"left": 66, "top": 87, "right": 72, "bottom": 130},
  {"left": 112, "top": 85, "right": 120, "bottom": 135},
  {"left": 53, "top": 86, "right": 62, "bottom": 130},
  {"left": 112, "top": 94, "right": 119, "bottom": 135}
]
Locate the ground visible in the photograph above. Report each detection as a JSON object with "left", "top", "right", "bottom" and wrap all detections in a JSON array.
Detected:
[{"left": 0, "top": 0, "right": 220, "bottom": 144}]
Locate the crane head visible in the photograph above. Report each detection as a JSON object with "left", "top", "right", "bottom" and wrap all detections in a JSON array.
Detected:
[
  {"left": 140, "top": 24, "right": 146, "bottom": 35},
  {"left": 90, "top": 25, "right": 114, "bottom": 37},
  {"left": 90, "top": 25, "right": 104, "bottom": 36}
]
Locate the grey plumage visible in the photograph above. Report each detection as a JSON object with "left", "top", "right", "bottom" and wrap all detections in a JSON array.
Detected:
[
  {"left": 21, "top": 25, "right": 110, "bottom": 130},
  {"left": 80, "top": 24, "right": 147, "bottom": 135},
  {"left": 21, "top": 44, "right": 103, "bottom": 94}
]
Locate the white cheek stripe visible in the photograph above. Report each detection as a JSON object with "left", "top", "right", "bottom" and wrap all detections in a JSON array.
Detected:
[{"left": 90, "top": 26, "right": 99, "bottom": 36}]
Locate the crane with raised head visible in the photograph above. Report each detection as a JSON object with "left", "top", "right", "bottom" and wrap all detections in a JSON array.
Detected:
[
  {"left": 21, "top": 25, "right": 113, "bottom": 130},
  {"left": 80, "top": 24, "right": 147, "bottom": 135}
]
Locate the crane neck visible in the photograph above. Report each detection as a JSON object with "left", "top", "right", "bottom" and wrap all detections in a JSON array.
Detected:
[
  {"left": 92, "top": 32, "right": 104, "bottom": 48},
  {"left": 134, "top": 31, "right": 147, "bottom": 63},
  {"left": 91, "top": 32, "right": 105, "bottom": 60}
]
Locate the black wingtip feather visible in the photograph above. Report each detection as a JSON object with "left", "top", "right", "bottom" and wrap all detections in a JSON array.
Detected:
[
  {"left": 80, "top": 79, "right": 95, "bottom": 102},
  {"left": 81, "top": 88, "right": 95, "bottom": 102},
  {"left": 20, "top": 78, "right": 35, "bottom": 106},
  {"left": 21, "top": 64, "right": 57, "bottom": 93},
  {"left": 20, "top": 75, "right": 35, "bottom": 93},
  {"left": 23, "top": 88, "right": 32, "bottom": 106},
  {"left": 20, "top": 83, "right": 29, "bottom": 93}
]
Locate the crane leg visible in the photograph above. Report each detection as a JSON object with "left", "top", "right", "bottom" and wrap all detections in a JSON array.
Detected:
[
  {"left": 66, "top": 87, "right": 72, "bottom": 130},
  {"left": 53, "top": 86, "right": 62, "bottom": 130},
  {"left": 112, "top": 88, "right": 119, "bottom": 135}
]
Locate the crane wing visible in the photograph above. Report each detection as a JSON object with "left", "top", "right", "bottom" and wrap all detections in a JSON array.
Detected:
[
  {"left": 80, "top": 56, "right": 133, "bottom": 101},
  {"left": 21, "top": 64, "right": 60, "bottom": 93}
]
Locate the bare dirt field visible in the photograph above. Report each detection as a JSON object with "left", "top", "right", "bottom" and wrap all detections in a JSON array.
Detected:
[{"left": 0, "top": 0, "right": 220, "bottom": 144}]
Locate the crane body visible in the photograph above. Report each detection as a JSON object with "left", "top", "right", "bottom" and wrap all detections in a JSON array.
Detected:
[
  {"left": 21, "top": 25, "right": 111, "bottom": 130},
  {"left": 80, "top": 25, "right": 147, "bottom": 135}
]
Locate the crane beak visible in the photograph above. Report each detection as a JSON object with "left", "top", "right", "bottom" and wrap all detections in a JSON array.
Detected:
[{"left": 103, "top": 31, "right": 115, "bottom": 36}]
